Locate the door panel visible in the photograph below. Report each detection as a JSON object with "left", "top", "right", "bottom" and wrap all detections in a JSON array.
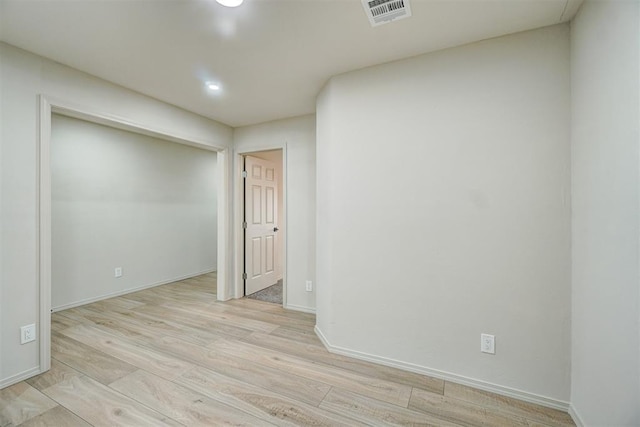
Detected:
[
  {"left": 251, "top": 185, "right": 261, "bottom": 224},
  {"left": 265, "top": 235, "right": 274, "bottom": 273},
  {"left": 245, "top": 155, "right": 278, "bottom": 295},
  {"left": 266, "top": 187, "right": 275, "bottom": 224},
  {"left": 251, "top": 237, "right": 262, "bottom": 279}
]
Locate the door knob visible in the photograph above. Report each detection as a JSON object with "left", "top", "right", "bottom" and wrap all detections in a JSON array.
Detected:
[{"left": 274, "top": 227, "right": 279, "bottom": 232}]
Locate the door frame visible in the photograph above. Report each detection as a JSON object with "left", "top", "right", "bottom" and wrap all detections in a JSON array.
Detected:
[
  {"left": 234, "top": 146, "right": 287, "bottom": 305},
  {"left": 37, "top": 95, "right": 231, "bottom": 373}
]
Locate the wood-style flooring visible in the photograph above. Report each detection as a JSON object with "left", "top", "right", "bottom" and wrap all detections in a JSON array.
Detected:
[{"left": 1, "top": 273, "right": 575, "bottom": 426}]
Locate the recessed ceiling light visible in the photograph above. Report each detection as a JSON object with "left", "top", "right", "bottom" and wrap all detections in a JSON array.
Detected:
[
  {"left": 206, "top": 82, "right": 220, "bottom": 90},
  {"left": 216, "top": 0, "right": 243, "bottom": 7}
]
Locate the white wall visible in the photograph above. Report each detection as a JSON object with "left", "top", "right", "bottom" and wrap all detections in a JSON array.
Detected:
[
  {"left": 51, "top": 114, "right": 218, "bottom": 310},
  {"left": 0, "top": 42, "right": 232, "bottom": 387},
  {"left": 316, "top": 25, "right": 572, "bottom": 404},
  {"left": 570, "top": 1, "right": 640, "bottom": 425},
  {"left": 234, "top": 115, "right": 316, "bottom": 312}
]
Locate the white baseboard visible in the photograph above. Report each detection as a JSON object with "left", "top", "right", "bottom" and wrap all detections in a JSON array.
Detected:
[
  {"left": 0, "top": 367, "right": 42, "bottom": 390},
  {"left": 52, "top": 269, "right": 216, "bottom": 312},
  {"left": 284, "top": 303, "right": 316, "bottom": 314},
  {"left": 569, "top": 404, "right": 585, "bottom": 427},
  {"left": 314, "top": 326, "right": 570, "bottom": 412}
]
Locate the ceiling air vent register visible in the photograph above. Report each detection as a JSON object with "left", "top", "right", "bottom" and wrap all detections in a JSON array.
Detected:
[{"left": 362, "top": 0, "right": 412, "bottom": 27}]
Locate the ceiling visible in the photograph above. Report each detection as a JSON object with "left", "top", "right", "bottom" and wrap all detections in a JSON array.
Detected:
[{"left": 0, "top": 0, "right": 582, "bottom": 127}]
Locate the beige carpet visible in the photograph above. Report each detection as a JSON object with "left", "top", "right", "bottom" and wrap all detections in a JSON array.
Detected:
[{"left": 246, "top": 279, "right": 283, "bottom": 304}]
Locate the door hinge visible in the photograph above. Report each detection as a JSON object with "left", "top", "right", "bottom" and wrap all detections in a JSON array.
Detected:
[
  {"left": 243, "top": 221, "right": 247, "bottom": 229},
  {"left": 242, "top": 272, "right": 247, "bottom": 280},
  {"left": 242, "top": 170, "right": 247, "bottom": 178}
]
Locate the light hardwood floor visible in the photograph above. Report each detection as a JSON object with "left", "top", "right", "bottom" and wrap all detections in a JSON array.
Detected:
[{"left": 1, "top": 273, "right": 575, "bottom": 426}]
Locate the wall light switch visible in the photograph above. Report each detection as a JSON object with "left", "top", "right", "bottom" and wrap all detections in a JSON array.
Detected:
[{"left": 481, "top": 333, "right": 495, "bottom": 354}]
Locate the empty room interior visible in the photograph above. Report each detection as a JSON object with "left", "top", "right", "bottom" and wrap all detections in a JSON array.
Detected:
[{"left": 0, "top": 0, "right": 638, "bottom": 426}]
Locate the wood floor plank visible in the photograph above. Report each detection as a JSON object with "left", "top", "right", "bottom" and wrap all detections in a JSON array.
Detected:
[
  {"left": 256, "top": 303, "right": 316, "bottom": 321},
  {"left": 94, "top": 303, "right": 241, "bottom": 344},
  {"left": 25, "top": 359, "right": 83, "bottom": 391},
  {"left": 243, "top": 331, "right": 445, "bottom": 394},
  {"left": 210, "top": 338, "right": 413, "bottom": 407},
  {"left": 138, "top": 302, "right": 280, "bottom": 333},
  {"left": 88, "top": 295, "right": 146, "bottom": 312},
  {"left": 110, "top": 369, "right": 275, "bottom": 426},
  {"left": 62, "top": 303, "right": 236, "bottom": 347},
  {"left": 125, "top": 305, "right": 255, "bottom": 340},
  {"left": 113, "top": 289, "right": 170, "bottom": 307},
  {"left": 178, "top": 365, "right": 367, "bottom": 427},
  {"left": 526, "top": 421, "right": 556, "bottom": 427},
  {"left": 63, "top": 305, "right": 147, "bottom": 340},
  {"left": 142, "top": 285, "right": 216, "bottom": 304},
  {"left": 50, "top": 332, "right": 138, "bottom": 385},
  {"left": 0, "top": 383, "right": 58, "bottom": 426},
  {"left": 210, "top": 302, "right": 316, "bottom": 330},
  {"left": 320, "top": 387, "right": 464, "bottom": 426},
  {"left": 177, "top": 277, "right": 216, "bottom": 287},
  {"left": 224, "top": 298, "right": 317, "bottom": 322},
  {"left": 57, "top": 307, "right": 143, "bottom": 340},
  {"left": 153, "top": 289, "right": 216, "bottom": 304},
  {"left": 144, "top": 334, "right": 332, "bottom": 406},
  {"left": 269, "top": 325, "right": 324, "bottom": 347},
  {"left": 443, "top": 382, "right": 575, "bottom": 427},
  {"left": 60, "top": 323, "right": 195, "bottom": 381},
  {"left": 50, "top": 312, "right": 82, "bottom": 332},
  {"left": 42, "top": 375, "right": 181, "bottom": 427},
  {"left": 19, "top": 405, "right": 91, "bottom": 427},
  {"left": 409, "top": 387, "right": 530, "bottom": 427},
  {"left": 223, "top": 297, "right": 284, "bottom": 312}
]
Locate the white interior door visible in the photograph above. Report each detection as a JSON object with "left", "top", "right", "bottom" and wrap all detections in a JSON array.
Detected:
[{"left": 244, "top": 155, "right": 278, "bottom": 295}]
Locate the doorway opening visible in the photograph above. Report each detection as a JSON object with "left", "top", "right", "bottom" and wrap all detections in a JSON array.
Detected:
[
  {"left": 50, "top": 113, "right": 219, "bottom": 312},
  {"left": 235, "top": 148, "right": 285, "bottom": 306},
  {"left": 38, "top": 95, "right": 230, "bottom": 374}
]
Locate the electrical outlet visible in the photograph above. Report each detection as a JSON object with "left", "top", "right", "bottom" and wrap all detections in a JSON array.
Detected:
[
  {"left": 305, "top": 280, "right": 313, "bottom": 292},
  {"left": 481, "top": 333, "right": 495, "bottom": 354},
  {"left": 20, "top": 324, "right": 36, "bottom": 344},
  {"left": 115, "top": 267, "right": 123, "bottom": 278}
]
